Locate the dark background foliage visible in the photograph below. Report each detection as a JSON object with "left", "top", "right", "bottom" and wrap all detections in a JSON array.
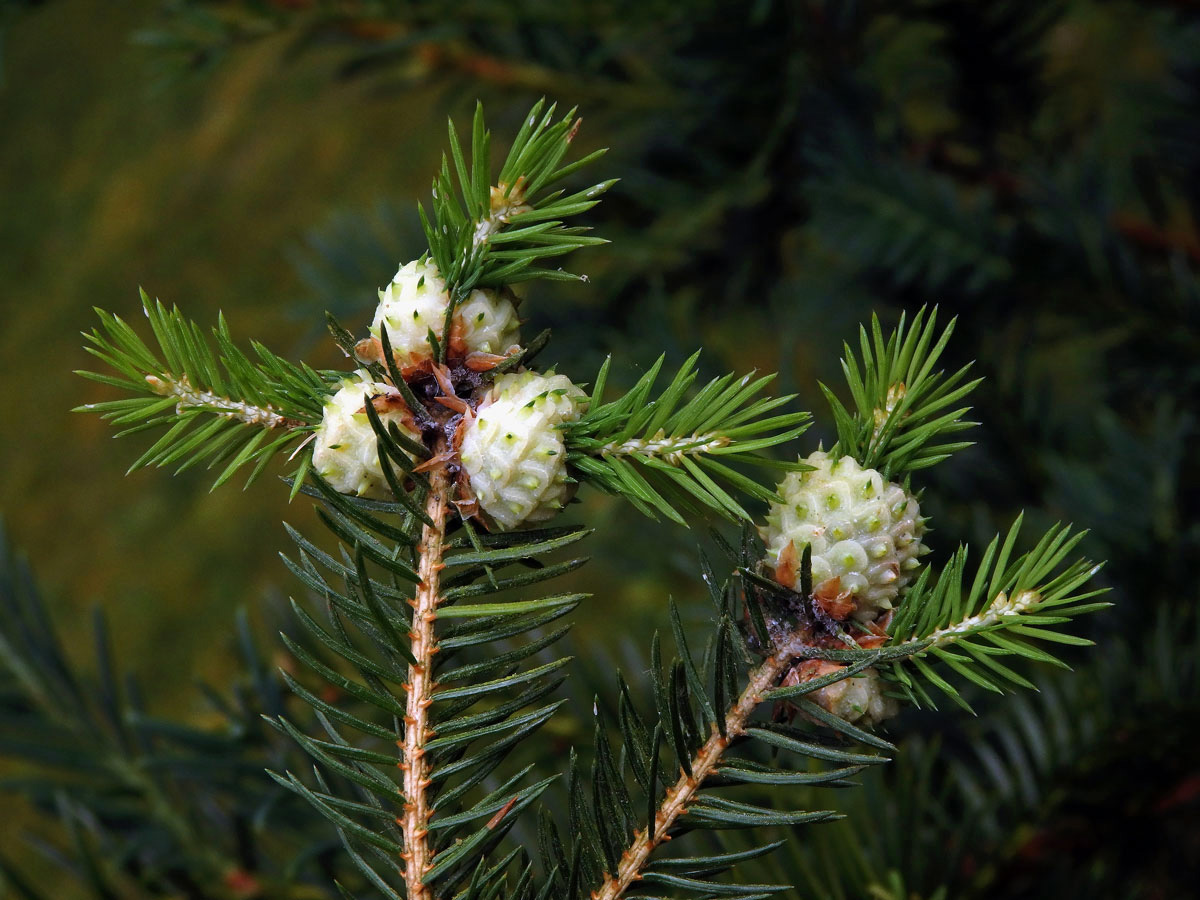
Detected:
[{"left": 1, "top": 1, "right": 1197, "bottom": 897}]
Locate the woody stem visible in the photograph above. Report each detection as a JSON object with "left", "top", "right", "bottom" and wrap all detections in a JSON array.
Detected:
[
  {"left": 593, "top": 651, "right": 791, "bottom": 900},
  {"left": 401, "top": 464, "right": 450, "bottom": 900}
]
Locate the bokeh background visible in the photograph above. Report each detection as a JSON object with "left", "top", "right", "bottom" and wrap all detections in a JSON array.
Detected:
[{"left": 1, "top": 1, "right": 1198, "bottom": 898}]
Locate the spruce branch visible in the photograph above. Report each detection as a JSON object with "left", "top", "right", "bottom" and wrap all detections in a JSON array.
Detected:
[
  {"left": 270, "top": 417, "right": 591, "bottom": 896},
  {"left": 593, "top": 647, "right": 795, "bottom": 900},
  {"left": 820, "top": 306, "right": 981, "bottom": 480},
  {"left": 77, "top": 292, "right": 332, "bottom": 489},
  {"left": 564, "top": 352, "right": 811, "bottom": 524},
  {"left": 555, "top": 544, "right": 900, "bottom": 900},
  {"left": 750, "top": 515, "right": 1105, "bottom": 713},
  {"left": 883, "top": 516, "right": 1108, "bottom": 710},
  {"left": 574, "top": 504, "right": 1107, "bottom": 897},
  {"left": 578, "top": 607, "right": 900, "bottom": 900},
  {"left": 420, "top": 99, "right": 613, "bottom": 359}
]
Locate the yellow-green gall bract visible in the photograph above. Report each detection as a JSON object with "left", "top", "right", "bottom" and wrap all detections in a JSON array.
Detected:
[{"left": 762, "top": 450, "right": 926, "bottom": 622}]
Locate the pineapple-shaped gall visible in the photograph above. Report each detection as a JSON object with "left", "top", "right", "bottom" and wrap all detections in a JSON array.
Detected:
[
  {"left": 797, "top": 661, "right": 898, "bottom": 727},
  {"left": 370, "top": 258, "right": 520, "bottom": 370},
  {"left": 459, "top": 371, "right": 587, "bottom": 530},
  {"left": 312, "top": 371, "right": 419, "bottom": 499},
  {"left": 762, "top": 450, "right": 926, "bottom": 622}
]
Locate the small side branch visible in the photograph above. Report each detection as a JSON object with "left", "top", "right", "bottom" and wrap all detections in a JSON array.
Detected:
[
  {"left": 870, "top": 382, "right": 906, "bottom": 446},
  {"left": 400, "top": 465, "right": 451, "bottom": 900},
  {"left": 594, "top": 651, "right": 791, "bottom": 900},
  {"left": 924, "top": 589, "right": 1042, "bottom": 648},
  {"left": 145, "top": 374, "right": 303, "bottom": 429},
  {"left": 472, "top": 180, "right": 533, "bottom": 249}
]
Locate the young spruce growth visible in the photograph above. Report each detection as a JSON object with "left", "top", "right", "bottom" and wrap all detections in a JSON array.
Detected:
[{"left": 73, "top": 101, "right": 1107, "bottom": 899}]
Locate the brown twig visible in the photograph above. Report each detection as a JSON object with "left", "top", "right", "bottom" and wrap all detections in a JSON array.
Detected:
[
  {"left": 592, "top": 650, "right": 792, "bottom": 900},
  {"left": 399, "top": 462, "right": 451, "bottom": 900}
]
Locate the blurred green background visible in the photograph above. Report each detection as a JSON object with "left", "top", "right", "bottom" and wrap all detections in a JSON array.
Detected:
[
  {"left": 3, "top": 0, "right": 420, "bottom": 700},
  {"left": 1, "top": 1, "right": 1198, "bottom": 898}
]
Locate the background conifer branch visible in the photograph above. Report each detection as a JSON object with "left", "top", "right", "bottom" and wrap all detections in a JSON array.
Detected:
[{"left": 0, "top": 517, "right": 356, "bottom": 897}]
